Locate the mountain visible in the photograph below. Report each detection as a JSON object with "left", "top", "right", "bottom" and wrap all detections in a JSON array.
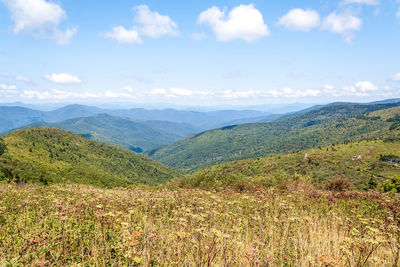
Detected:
[
  {"left": 181, "top": 139, "right": 400, "bottom": 190},
  {"left": 150, "top": 103, "right": 400, "bottom": 172},
  {"left": 0, "top": 128, "right": 178, "bottom": 187},
  {"left": 0, "top": 105, "right": 101, "bottom": 133},
  {"left": 0, "top": 106, "right": 45, "bottom": 133},
  {"left": 23, "top": 114, "right": 200, "bottom": 152},
  {"left": 43, "top": 104, "right": 103, "bottom": 122},
  {"left": 109, "top": 108, "right": 271, "bottom": 130},
  {"left": 0, "top": 104, "right": 277, "bottom": 134}
]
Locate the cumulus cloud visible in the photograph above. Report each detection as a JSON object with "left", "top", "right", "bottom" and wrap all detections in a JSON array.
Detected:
[
  {"left": 103, "top": 5, "right": 178, "bottom": 44},
  {"left": 134, "top": 5, "right": 178, "bottom": 38},
  {"left": 45, "top": 73, "right": 82, "bottom": 84},
  {"left": 103, "top": 26, "right": 142, "bottom": 44},
  {"left": 322, "top": 12, "right": 362, "bottom": 42},
  {"left": 278, "top": 9, "right": 320, "bottom": 31},
  {"left": 341, "top": 0, "right": 380, "bottom": 5},
  {"left": 197, "top": 4, "right": 270, "bottom": 42},
  {"left": 392, "top": 72, "right": 400, "bottom": 82},
  {"left": 2, "top": 0, "right": 77, "bottom": 44},
  {"left": 343, "top": 81, "right": 378, "bottom": 96}
]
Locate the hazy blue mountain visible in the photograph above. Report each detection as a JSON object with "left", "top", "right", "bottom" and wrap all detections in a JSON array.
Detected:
[
  {"left": 109, "top": 108, "right": 270, "bottom": 130},
  {"left": 0, "top": 104, "right": 275, "bottom": 133}
]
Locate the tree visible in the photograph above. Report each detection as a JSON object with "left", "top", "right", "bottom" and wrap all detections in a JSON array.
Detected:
[{"left": 0, "top": 138, "right": 6, "bottom": 156}]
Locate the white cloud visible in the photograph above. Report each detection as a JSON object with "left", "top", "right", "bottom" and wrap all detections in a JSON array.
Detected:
[
  {"left": 15, "top": 74, "right": 30, "bottom": 83},
  {"left": 322, "top": 12, "right": 362, "bottom": 42},
  {"left": 45, "top": 73, "right": 82, "bottom": 84},
  {"left": 123, "top": 86, "right": 134, "bottom": 93},
  {"left": 392, "top": 72, "right": 400, "bottom": 82},
  {"left": 170, "top": 88, "right": 195, "bottom": 96},
  {"left": 341, "top": 0, "right": 380, "bottom": 5},
  {"left": 134, "top": 5, "right": 178, "bottom": 38},
  {"left": 273, "top": 87, "right": 320, "bottom": 98},
  {"left": 146, "top": 88, "right": 211, "bottom": 98},
  {"left": 0, "top": 84, "right": 17, "bottom": 93},
  {"left": 222, "top": 90, "right": 260, "bottom": 98},
  {"left": 323, "top": 84, "right": 335, "bottom": 90},
  {"left": 343, "top": 81, "right": 378, "bottom": 96},
  {"left": 397, "top": 9, "right": 400, "bottom": 18},
  {"left": 53, "top": 27, "right": 78, "bottom": 45},
  {"left": 103, "top": 5, "right": 178, "bottom": 44},
  {"left": 3, "top": 0, "right": 76, "bottom": 44},
  {"left": 149, "top": 88, "right": 168, "bottom": 96},
  {"left": 221, "top": 88, "right": 320, "bottom": 99},
  {"left": 20, "top": 89, "right": 136, "bottom": 100},
  {"left": 323, "top": 84, "right": 339, "bottom": 96},
  {"left": 103, "top": 26, "right": 142, "bottom": 44},
  {"left": 198, "top": 4, "right": 270, "bottom": 42},
  {"left": 355, "top": 81, "right": 378, "bottom": 92},
  {"left": 278, "top": 9, "right": 320, "bottom": 31},
  {"left": 191, "top": 32, "right": 207, "bottom": 40}
]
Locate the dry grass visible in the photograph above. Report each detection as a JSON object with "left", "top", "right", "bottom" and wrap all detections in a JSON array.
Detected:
[{"left": 0, "top": 183, "right": 399, "bottom": 266}]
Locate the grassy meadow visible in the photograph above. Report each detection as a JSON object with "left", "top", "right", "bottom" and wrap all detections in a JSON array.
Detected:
[{"left": 1, "top": 183, "right": 400, "bottom": 266}]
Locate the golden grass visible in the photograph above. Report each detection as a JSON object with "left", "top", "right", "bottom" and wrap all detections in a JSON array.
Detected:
[{"left": 0, "top": 183, "right": 399, "bottom": 266}]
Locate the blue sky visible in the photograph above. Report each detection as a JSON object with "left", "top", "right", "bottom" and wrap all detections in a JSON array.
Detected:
[{"left": 0, "top": 0, "right": 399, "bottom": 106}]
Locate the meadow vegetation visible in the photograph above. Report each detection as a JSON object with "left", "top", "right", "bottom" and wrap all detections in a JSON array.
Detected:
[
  {"left": 181, "top": 139, "right": 400, "bottom": 191},
  {"left": 1, "top": 183, "right": 400, "bottom": 266}
]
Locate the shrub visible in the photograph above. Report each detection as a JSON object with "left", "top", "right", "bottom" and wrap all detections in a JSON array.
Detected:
[
  {"left": 0, "top": 138, "right": 6, "bottom": 156},
  {"left": 325, "top": 178, "right": 353, "bottom": 192},
  {"left": 382, "top": 177, "right": 400, "bottom": 193}
]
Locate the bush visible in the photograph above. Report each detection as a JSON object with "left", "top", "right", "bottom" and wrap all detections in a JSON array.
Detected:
[
  {"left": 0, "top": 138, "right": 6, "bottom": 156},
  {"left": 325, "top": 178, "right": 353, "bottom": 192},
  {"left": 382, "top": 177, "right": 400, "bottom": 193}
]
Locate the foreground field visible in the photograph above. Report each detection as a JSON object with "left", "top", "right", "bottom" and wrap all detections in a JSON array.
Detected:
[{"left": 1, "top": 183, "right": 400, "bottom": 266}]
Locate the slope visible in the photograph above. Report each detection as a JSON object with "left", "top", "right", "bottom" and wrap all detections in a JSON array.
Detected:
[
  {"left": 150, "top": 103, "right": 400, "bottom": 172},
  {"left": 0, "top": 128, "right": 178, "bottom": 187},
  {"left": 182, "top": 138, "right": 400, "bottom": 190},
  {"left": 22, "top": 114, "right": 200, "bottom": 152}
]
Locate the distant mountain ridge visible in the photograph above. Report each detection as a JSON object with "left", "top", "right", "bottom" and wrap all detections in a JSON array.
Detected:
[
  {"left": 150, "top": 102, "right": 400, "bottom": 172},
  {"left": 0, "top": 104, "right": 280, "bottom": 134}
]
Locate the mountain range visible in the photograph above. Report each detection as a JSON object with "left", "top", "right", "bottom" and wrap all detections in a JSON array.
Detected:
[{"left": 150, "top": 102, "right": 400, "bottom": 172}]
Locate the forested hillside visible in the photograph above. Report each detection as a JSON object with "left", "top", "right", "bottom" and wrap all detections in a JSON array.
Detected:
[
  {"left": 0, "top": 128, "right": 178, "bottom": 187},
  {"left": 23, "top": 114, "right": 199, "bottom": 152},
  {"left": 151, "top": 103, "right": 400, "bottom": 172},
  {"left": 181, "top": 139, "right": 400, "bottom": 191}
]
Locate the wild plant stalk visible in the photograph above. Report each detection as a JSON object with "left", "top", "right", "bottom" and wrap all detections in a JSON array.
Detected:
[{"left": 0, "top": 183, "right": 399, "bottom": 266}]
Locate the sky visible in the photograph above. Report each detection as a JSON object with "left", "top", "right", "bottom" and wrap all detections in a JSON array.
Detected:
[{"left": 0, "top": 0, "right": 399, "bottom": 106}]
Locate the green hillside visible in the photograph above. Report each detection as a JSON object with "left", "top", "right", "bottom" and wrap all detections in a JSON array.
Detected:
[
  {"left": 0, "top": 128, "right": 178, "bottom": 187},
  {"left": 180, "top": 139, "right": 400, "bottom": 190},
  {"left": 150, "top": 103, "right": 400, "bottom": 172},
  {"left": 23, "top": 114, "right": 199, "bottom": 152}
]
